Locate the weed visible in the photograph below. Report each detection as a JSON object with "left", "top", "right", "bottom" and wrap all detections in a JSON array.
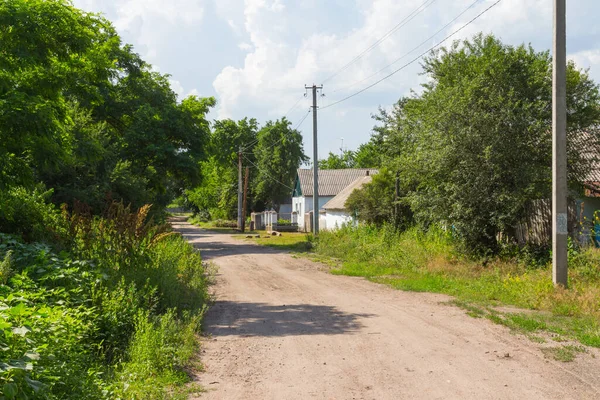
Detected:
[
  {"left": 0, "top": 202, "right": 211, "bottom": 399},
  {"left": 541, "top": 345, "right": 586, "bottom": 362}
]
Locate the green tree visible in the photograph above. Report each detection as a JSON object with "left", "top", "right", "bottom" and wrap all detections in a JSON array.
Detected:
[
  {"left": 377, "top": 34, "right": 600, "bottom": 254},
  {"left": 0, "top": 0, "right": 215, "bottom": 212},
  {"left": 185, "top": 118, "right": 259, "bottom": 219},
  {"left": 319, "top": 150, "right": 357, "bottom": 169},
  {"left": 254, "top": 118, "right": 308, "bottom": 210}
]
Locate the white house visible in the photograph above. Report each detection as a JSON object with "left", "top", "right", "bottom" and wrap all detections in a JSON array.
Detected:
[
  {"left": 320, "top": 175, "right": 372, "bottom": 230},
  {"left": 292, "top": 168, "right": 377, "bottom": 230}
]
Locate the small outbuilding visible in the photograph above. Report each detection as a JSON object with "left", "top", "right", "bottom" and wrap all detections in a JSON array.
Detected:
[
  {"left": 320, "top": 175, "right": 373, "bottom": 231},
  {"left": 292, "top": 168, "right": 377, "bottom": 230}
]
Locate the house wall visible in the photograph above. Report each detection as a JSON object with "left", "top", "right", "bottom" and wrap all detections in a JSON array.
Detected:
[
  {"left": 279, "top": 203, "right": 292, "bottom": 214},
  {"left": 323, "top": 210, "right": 354, "bottom": 231},
  {"left": 293, "top": 196, "right": 334, "bottom": 228}
]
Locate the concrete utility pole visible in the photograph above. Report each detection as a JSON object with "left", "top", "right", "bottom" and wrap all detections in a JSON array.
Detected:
[
  {"left": 553, "top": 0, "right": 568, "bottom": 287},
  {"left": 306, "top": 84, "right": 323, "bottom": 234},
  {"left": 237, "top": 147, "right": 243, "bottom": 231}
]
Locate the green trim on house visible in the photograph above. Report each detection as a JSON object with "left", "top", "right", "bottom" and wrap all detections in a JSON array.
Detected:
[{"left": 293, "top": 174, "right": 303, "bottom": 197}]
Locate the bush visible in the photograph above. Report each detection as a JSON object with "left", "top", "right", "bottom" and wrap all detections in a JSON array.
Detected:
[
  {"left": 0, "top": 186, "right": 65, "bottom": 242},
  {"left": 115, "top": 310, "right": 200, "bottom": 400},
  {"left": 0, "top": 201, "right": 210, "bottom": 399}
]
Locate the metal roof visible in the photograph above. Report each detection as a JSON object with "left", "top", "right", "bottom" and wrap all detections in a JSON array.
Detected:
[
  {"left": 322, "top": 176, "right": 372, "bottom": 210},
  {"left": 295, "top": 168, "right": 378, "bottom": 197},
  {"left": 571, "top": 131, "right": 600, "bottom": 184}
]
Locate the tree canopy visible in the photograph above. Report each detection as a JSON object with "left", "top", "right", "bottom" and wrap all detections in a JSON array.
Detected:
[
  {"left": 350, "top": 34, "right": 600, "bottom": 253},
  {"left": 0, "top": 0, "right": 215, "bottom": 214}
]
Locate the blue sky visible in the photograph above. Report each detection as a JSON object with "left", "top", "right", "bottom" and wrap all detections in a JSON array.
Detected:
[{"left": 73, "top": 0, "right": 600, "bottom": 160}]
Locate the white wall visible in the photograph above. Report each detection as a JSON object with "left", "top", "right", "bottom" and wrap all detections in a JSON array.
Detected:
[
  {"left": 292, "top": 197, "right": 304, "bottom": 227},
  {"left": 293, "top": 196, "right": 335, "bottom": 228},
  {"left": 323, "top": 210, "right": 353, "bottom": 231}
]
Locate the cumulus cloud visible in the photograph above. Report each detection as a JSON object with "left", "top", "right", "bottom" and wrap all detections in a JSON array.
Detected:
[{"left": 74, "top": 0, "right": 600, "bottom": 155}]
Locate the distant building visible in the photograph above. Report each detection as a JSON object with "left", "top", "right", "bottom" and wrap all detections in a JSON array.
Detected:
[
  {"left": 320, "top": 175, "right": 373, "bottom": 230},
  {"left": 292, "top": 168, "right": 377, "bottom": 230}
]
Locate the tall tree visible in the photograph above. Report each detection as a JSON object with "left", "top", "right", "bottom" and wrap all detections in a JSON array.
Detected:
[
  {"left": 319, "top": 150, "right": 357, "bottom": 169},
  {"left": 254, "top": 118, "right": 308, "bottom": 210},
  {"left": 372, "top": 34, "right": 600, "bottom": 253},
  {"left": 0, "top": 0, "right": 215, "bottom": 213}
]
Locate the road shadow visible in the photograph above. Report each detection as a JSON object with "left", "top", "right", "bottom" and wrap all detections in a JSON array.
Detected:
[
  {"left": 204, "top": 301, "right": 374, "bottom": 337},
  {"left": 170, "top": 217, "right": 297, "bottom": 260}
]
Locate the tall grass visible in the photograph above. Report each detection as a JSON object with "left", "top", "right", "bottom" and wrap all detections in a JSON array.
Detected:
[
  {"left": 0, "top": 203, "right": 210, "bottom": 399},
  {"left": 315, "top": 224, "right": 600, "bottom": 346}
]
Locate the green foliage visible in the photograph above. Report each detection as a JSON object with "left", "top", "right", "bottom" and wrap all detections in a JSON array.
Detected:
[
  {"left": 0, "top": 0, "right": 215, "bottom": 212},
  {"left": 185, "top": 118, "right": 258, "bottom": 219},
  {"left": 318, "top": 150, "right": 357, "bottom": 169},
  {"left": 345, "top": 169, "right": 412, "bottom": 228},
  {"left": 115, "top": 310, "right": 200, "bottom": 400},
  {"left": 253, "top": 118, "right": 308, "bottom": 209},
  {"left": 0, "top": 186, "right": 64, "bottom": 242},
  {"left": 354, "top": 142, "right": 382, "bottom": 168},
  {"left": 366, "top": 34, "right": 600, "bottom": 254},
  {"left": 0, "top": 202, "right": 210, "bottom": 399}
]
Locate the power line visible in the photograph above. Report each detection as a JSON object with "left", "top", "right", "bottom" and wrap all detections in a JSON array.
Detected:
[
  {"left": 321, "top": 0, "right": 439, "bottom": 85},
  {"left": 320, "top": 0, "right": 503, "bottom": 111},
  {"left": 332, "top": 0, "right": 484, "bottom": 94},
  {"left": 241, "top": 94, "right": 307, "bottom": 151},
  {"left": 243, "top": 154, "right": 295, "bottom": 191},
  {"left": 283, "top": 94, "right": 306, "bottom": 117},
  {"left": 245, "top": 108, "right": 311, "bottom": 155}
]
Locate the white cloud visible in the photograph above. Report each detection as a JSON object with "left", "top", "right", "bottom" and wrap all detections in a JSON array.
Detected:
[
  {"left": 74, "top": 0, "right": 600, "bottom": 155},
  {"left": 74, "top": 0, "right": 205, "bottom": 62},
  {"left": 169, "top": 79, "right": 200, "bottom": 101},
  {"left": 570, "top": 50, "right": 600, "bottom": 71},
  {"left": 238, "top": 42, "right": 253, "bottom": 51}
]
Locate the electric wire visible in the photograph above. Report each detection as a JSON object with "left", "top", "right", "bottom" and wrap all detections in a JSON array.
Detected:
[
  {"left": 243, "top": 154, "right": 295, "bottom": 191},
  {"left": 241, "top": 94, "right": 307, "bottom": 151},
  {"left": 332, "top": 0, "right": 484, "bottom": 94},
  {"left": 239, "top": 108, "right": 312, "bottom": 191},
  {"left": 243, "top": 108, "right": 311, "bottom": 155},
  {"left": 321, "top": 0, "right": 439, "bottom": 85},
  {"left": 320, "top": 0, "right": 503, "bottom": 110}
]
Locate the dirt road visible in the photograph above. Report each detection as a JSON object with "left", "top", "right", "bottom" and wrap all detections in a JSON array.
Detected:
[{"left": 171, "top": 218, "right": 600, "bottom": 400}]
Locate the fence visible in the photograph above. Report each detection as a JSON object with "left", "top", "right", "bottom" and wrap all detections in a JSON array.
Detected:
[
  {"left": 514, "top": 199, "right": 579, "bottom": 246},
  {"left": 250, "top": 210, "right": 299, "bottom": 232}
]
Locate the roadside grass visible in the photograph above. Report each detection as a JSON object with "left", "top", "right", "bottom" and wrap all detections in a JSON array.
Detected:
[
  {"left": 188, "top": 217, "right": 239, "bottom": 233},
  {"left": 0, "top": 203, "right": 212, "bottom": 398},
  {"left": 540, "top": 345, "right": 587, "bottom": 362},
  {"left": 244, "top": 223, "right": 600, "bottom": 354},
  {"left": 236, "top": 231, "right": 314, "bottom": 252},
  {"left": 312, "top": 225, "right": 600, "bottom": 352}
]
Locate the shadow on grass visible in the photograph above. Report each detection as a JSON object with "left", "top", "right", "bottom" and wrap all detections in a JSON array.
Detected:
[{"left": 203, "top": 301, "right": 375, "bottom": 337}]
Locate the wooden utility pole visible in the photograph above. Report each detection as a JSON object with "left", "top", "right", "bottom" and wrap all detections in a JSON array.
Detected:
[
  {"left": 237, "top": 147, "right": 243, "bottom": 231},
  {"left": 242, "top": 166, "right": 250, "bottom": 232},
  {"left": 553, "top": 0, "right": 568, "bottom": 287},
  {"left": 305, "top": 84, "right": 323, "bottom": 234}
]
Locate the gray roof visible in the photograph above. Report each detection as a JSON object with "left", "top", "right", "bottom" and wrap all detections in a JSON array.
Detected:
[
  {"left": 571, "top": 131, "right": 600, "bottom": 184},
  {"left": 322, "top": 176, "right": 372, "bottom": 211},
  {"left": 295, "top": 168, "right": 378, "bottom": 197}
]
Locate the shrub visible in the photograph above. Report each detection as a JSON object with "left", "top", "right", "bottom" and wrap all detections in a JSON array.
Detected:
[
  {"left": 0, "top": 201, "right": 210, "bottom": 399},
  {"left": 0, "top": 186, "right": 65, "bottom": 242}
]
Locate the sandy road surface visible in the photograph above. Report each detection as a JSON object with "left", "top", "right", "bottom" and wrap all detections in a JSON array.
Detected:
[{"left": 171, "top": 218, "right": 600, "bottom": 400}]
